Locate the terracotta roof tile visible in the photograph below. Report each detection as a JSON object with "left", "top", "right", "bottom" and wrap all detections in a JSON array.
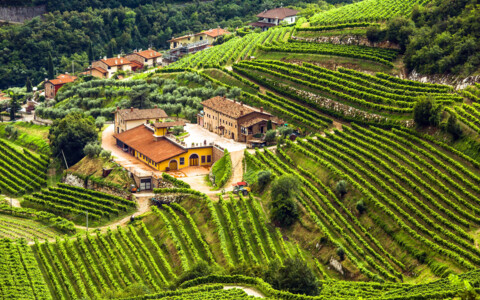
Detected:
[
  {"left": 134, "top": 49, "right": 162, "bottom": 59},
  {"left": 114, "top": 125, "right": 186, "bottom": 163},
  {"left": 240, "top": 117, "right": 270, "bottom": 128},
  {"left": 201, "top": 96, "right": 271, "bottom": 119},
  {"left": 199, "top": 28, "right": 230, "bottom": 38},
  {"left": 100, "top": 57, "right": 131, "bottom": 67},
  {"left": 153, "top": 121, "right": 186, "bottom": 128},
  {"left": 117, "top": 108, "right": 168, "bottom": 121},
  {"left": 257, "top": 7, "right": 299, "bottom": 19},
  {"left": 47, "top": 74, "right": 77, "bottom": 86},
  {"left": 249, "top": 21, "right": 277, "bottom": 28},
  {"left": 129, "top": 61, "right": 144, "bottom": 69}
]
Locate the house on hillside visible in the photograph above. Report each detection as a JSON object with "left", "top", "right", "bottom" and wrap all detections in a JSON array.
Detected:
[
  {"left": 80, "top": 67, "right": 108, "bottom": 79},
  {"left": 198, "top": 96, "right": 282, "bottom": 143},
  {"left": 250, "top": 7, "right": 299, "bottom": 31},
  {"left": 125, "top": 48, "right": 163, "bottom": 68},
  {"left": 45, "top": 73, "right": 77, "bottom": 99},
  {"left": 114, "top": 107, "right": 169, "bottom": 134},
  {"left": 91, "top": 56, "right": 133, "bottom": 79}
]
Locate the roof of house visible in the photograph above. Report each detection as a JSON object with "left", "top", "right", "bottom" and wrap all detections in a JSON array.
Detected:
[
  {"left": 117, "top": 108, "right": 168, "bottom": 121},
  {"left": 249, "top": 21, "right": 277, "bottom": 28},
  {"left": 168, "top": 34, "right": 194, "bottom": 43},
  {"left": 153, "top": 121, "right": 186, "bottom": 129},
  {"left": 257, "top": 7, "right": 299, "bottom": 19},
  {"left": 99, "top": 57, "right": 132, "bottom": 67},
  {"left": 129, "top": 61, "right": 144, "bottom": 69},
  {"left": 47, "top": 74, "right": 77, "bottom": 86},
  {"left": 114, "top": 125, "right": 186, "bottom": 163},
  {"left": 134, "top": 49, "right": 162, "bottom": 59},
  {"left": 240, "top": 117, "right": 270, "bottom": 128},
  {"left": 83, "top": 67, "right": 108, "bottom": 74},
  {"left": 198, "top": 28, "right": 230, "bottom": 38},
  {"left": 201, "top": 96, "right": 271, "bottom": 119}
]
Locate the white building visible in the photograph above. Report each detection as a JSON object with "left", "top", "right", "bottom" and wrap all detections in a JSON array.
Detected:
[{"left": 250, "top": 7, "right": 299, "bottom": 31}]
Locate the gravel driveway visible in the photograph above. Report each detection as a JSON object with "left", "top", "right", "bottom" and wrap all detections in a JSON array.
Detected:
[{"left": 183, "top": 124, "right": 246, "bottom": 152}]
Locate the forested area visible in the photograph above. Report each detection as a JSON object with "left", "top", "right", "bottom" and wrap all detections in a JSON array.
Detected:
[{"left": 0, "top": 0, "right": 319, "bottom": 89}]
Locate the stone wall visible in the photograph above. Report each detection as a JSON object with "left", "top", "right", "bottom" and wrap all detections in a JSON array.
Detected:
[
  {"left": 0, "top": 5, "right": 46, "bottom": 23},
  {"left": 212, "top": 145, "right": 225, "bottom": 163}
]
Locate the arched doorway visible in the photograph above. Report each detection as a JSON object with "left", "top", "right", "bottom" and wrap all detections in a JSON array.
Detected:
[
  {"left": 189, "top": 154, "right": 199, "bottom": 166},
  {"left": 169, "top": 160, "right": 178, "bottom": 170}
]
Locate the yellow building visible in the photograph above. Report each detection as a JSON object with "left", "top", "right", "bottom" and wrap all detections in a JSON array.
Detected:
[
  {"left": 168, "top": 28, "right": 230, "bottom": 49},
  {"left": 113, "top": 121, "right": 215, "bottom": 172}
]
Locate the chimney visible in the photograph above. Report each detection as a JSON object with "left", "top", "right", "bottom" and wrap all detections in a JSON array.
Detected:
[
  {"left": 115, "top": 59, "right": 118, "bottom": 64},
  {"left": 154, "top": 105, "right": 158, "bottom": 108},
  {"left": 233, "top": 99, "right": 236, "bottom": 103},
  {"left": 240, "top": 110, "right": 244, "bottom": 116},
  {"left": 103, "top": 56, "right": 107, "bottom": 60},
  {"left": 223, "top": 95, "right": 226, "bottom": 100},
  {"left": 260, "top": 107, "right": 264, "bottom": 113},
  {"left": 120, "top": 59, "right": 123, "bottom": 64},
  {"left": 240, "top": 101, "right": 243, "bottom": 106},
  {"left": 116, "top": 106, "right": 119, "bottom": 111},
  {"left": 148, "top": 47, "right": 151, "bottom": 50},
  {"left": 130, "top": 107, "right": 134, "bottom": 112},
  {"left": 117, "top": 55, "right": 121, "bottom": 58}
]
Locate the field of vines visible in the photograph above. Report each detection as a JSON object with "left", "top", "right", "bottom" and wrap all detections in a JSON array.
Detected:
[
  {"left": 447, "top": 103, "right": 480, "bottom": 135},
  {"left": 0, "top": 239, "right": 51, "bottom": 300},
  {"left": 0, "top": 214, "right": 58, "bottom": 242},
  {"left": 259, "top": 41, "right": 399, "bottom": 67},
  {"left": 22, "top": 183, "right": 136, "bottom": 225},
  {"left": 248, "top": 123, "right": 480, "bottom": 280},
  {"left": 0, "top": 138, "right": 48, "bottom": 195},
  {"left": 310, "top": 0, "right": 432, "bottom": 25},
  {"left": 164, "top": 27, "right": 292, "bottom": 70},
  {"left": 234, "top": 60, "right": 460, "bottom": 125},
  {"left": 33, "top": 192, "right": 300, "bottom": 299}
]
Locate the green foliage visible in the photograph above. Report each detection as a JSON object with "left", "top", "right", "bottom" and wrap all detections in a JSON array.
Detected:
[
  {"left": 257, "top": 170, "right": 272, "bottom": 191},
  {"left": 83, "top": 141, "right": 102, "bottom": 158},
  {"left": 335, "top": 180, "right": 348, "bottom": 198},
  {"left": 445, "top": 114, "right": 463, "bottom": 140},
  {"left": 337, "top": 247, "right": 346, "bottom": 261},
  {"left": 270, "top": 174, "right": 300, "bottom": 227},
  {"left": 95, "top": 116, "right": 106, "bottom": 131},
  {"left": 264, "top": 129, "right": 276, "bottom": 143},
  {"left": 211, "top": 149, "right": 231, "bottom": 188},
  {"left": 356, "top": 200, "right": 366, "bottom": 215},
  {"left": 49, "top": 113, "right": 97, "bottom": 166},
  {"left": 413, "top": 96, "right": 442, "bottom": 127},
  {"left": 47, "top": 53, "right": 54, "bottom": 80},
  {"left": 264, "top": 256, "right": 320, "bottom": 296},
  {"left": 26, "top": 77, "right": 32, "bottom": 93}
]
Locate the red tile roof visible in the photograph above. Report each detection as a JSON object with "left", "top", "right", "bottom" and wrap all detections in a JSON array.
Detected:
[
  {"left": 47, "top": 74, "right": 77, "bottom": 86},
  {"left": 199, "top": 28, "right": 230, "bottom": 38},
  {"left": 114, "top": 125, "right": 186, "bottom": 163},
  {"left": 100, "top": 57, "right": 131, "bottom": 67},
  {"left": 117, "top": 108, "right": 168, "bottom": 121},
  {"left": 240, "top": 117, "right": 270, "bottom": 128},
  {"left": 168, "top": 34, "right": 194, "bottom": 43},
  {"left": 257, "top": 8, "right": 299, "bottom": 19},
  {"left": 135, "top": 49, "right": 162, "bottom": 59},
  {"left": 129, "top": 61, "right": 144, "bottom": 69}
]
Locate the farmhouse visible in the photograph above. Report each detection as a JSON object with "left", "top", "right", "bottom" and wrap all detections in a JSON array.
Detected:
[
  {"left": 198, "top": 96, "right": 281, "bottom": 143},
  {"left": 44, "top": 73, "right": 77, "bottom": 99},
  {"left": 114, "top": 121, "right": 219, "bottom": 174},
  {"left": 250, "top": 7, "right": 299, "bottom": 31},
  {"left": 114, "top": 107, "right": 168, "bottom": 134},
  {"left": 168, "top": 28, "right": 230, "bottom": 50},
  {"left": 91, "top": 56, "right": 133, "bottom": 79},
  {"left": 81, "top": 67, "right": 108, "bottom": 79},
  {"left": 125, "top": 48, "right": 163, "bottom": 68}
]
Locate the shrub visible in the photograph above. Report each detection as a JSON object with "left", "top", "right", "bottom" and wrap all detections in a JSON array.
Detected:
[
  {"left": 264, "top": 130, "right": 276, "bottom": 143},
  {"left": 335, "top": 180, "right": 348, "bottom": 198},
  {"left": 257, "top": 170, "right": 272, "bottom": 191},
  {"left": 445, "top": 114, "right": 462, "bottom": 140},
  {"left": 356, "top": 200, "right": 366, "bottom": 215},
  {"left": 413, "top": 96, "right": 442, "bottom": 127},
  {"left": 337, "top": 247, "right": 346, "bottom": 261},
  {"left": 100, "top": 149, "right": 112, "bottom": 159},
  {"left": 278, "top": 126, "right": 293, "bottom": 137},
  {"left": 95, "top": 116, "right": 106, "bottom": 131},
  {"left": 270, "top": 175, "right": 299, "bottom": 227}
]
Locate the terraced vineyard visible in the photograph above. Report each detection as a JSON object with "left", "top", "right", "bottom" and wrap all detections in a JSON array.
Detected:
[
  {"left": 310, "top": 0, "right": 432, "bottom": 25},
  {"left": 22, "top": 183, "right": 137, "bottom": 225},
  {"left": 0, "top": 138, "right": 48, "bottom": 195},
  {"left": 0, "top": 214, "right": 58, "bottom": 242},
  {"left": 234, "top": 60, "right": 460, "bottom": 125},
  {"left": 165, "top": 27, "right": 292, "bottom": 70},
  {"left": 0, "top": 239, "right": 51, "bottom": 300},
  {"left": 259, "top": 41, "right": 399, "bottom": 66},
  {"left": 448, "top": 103, "right": 480, "bottom": 135},
  {"left": 247, "top": 123, "right": 480, "bottom": 280}
]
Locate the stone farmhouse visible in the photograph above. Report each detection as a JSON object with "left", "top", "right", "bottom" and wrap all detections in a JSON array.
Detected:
[
  {"left": 114, "top": 107, "right": 169, "bottom": 134},
  {"left": 125, "top": 48, "right": 163, "bottom": 68},
  {"left": 198, "top": 96, "right": 282, "bottom": 143},
  {"left": 91, "top": 56, "right": 133, "bottom": 79},
  {"left": 44, "top": 73, "right": 77, "bottom": 99},
  {"left": 250, "top": 7, "right": 299, "bottom": 31}
]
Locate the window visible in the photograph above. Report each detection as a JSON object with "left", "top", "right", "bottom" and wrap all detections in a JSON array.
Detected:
[
  {"left": 140, "top": 178, "right": 152, "bottom": 190},
  {"left": 201, "top": 156, "right": 206, "bottom": 163},
  {"left": 207, "top": 155, "right": 211, "bottom": 163},
  {"left": 145, "top": 59, "right": 148, "bottom": 62},
  {"left": 180, "top": 157, "right": 185, "bottom": 165}
]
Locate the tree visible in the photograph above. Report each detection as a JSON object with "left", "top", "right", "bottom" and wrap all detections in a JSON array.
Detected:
[
  {"left": 257, "top": 170, "right": 272, "bottom": 191},
  {"left": 47, "top": 53, "right": 54, "bottom": 80},
  {"left": 95, "top": 116, "right": 106, "bottom": 131},
  {"left": 8, "top": 92, "right": 20, "bottom": 121},
  {"left": 267, "top": 120, "right": 273, "bottom": 131},
  {"left": 49, "top": 113, "right": 97, "bottom": 166},
  {"left": 107, "top": 42, "right": 115, "bottom": 58},
  {"left": 278, "top": 126, "right": 293, "bottom": 137},
  {"left": 264, "top": 256, "right": 320, "bottom": 296},
  {"left": 83, "top": 141, "right": 102, "bottom": 157},
  {"left": 337, "top": 247, "right": 346, "bottom": 261},
  {"left": 270, "top": 175, "right": 300, "bottom": 227},
  {"left": 445, "top": 114, "right": 462, "bottom": 140},
  {"left": 356, "top": 200, "right": 366, "bottom": 215},
  {"left": 88, "top": 41, "right": 94, "bottom": 63},
  {"left": 26, "top": 77, "right": 32, "bottom": 93},
  {"left": 335, "top": 180, "right": 348, "bottom": 198},
  {"left": 413, "top": 96, "right": 441, "bottom": 127},
  {"left": 264, "top": 129, "right": 276, "bottom": 143}
]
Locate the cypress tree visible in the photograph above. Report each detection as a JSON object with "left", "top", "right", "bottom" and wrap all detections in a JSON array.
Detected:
[
  {"left": 107, "top": 43, "right": 114, "bottom": 58},
  {"left": 26, "top": 77, "right": 32, "bottom": 92},
  {"left": 47, "top": 53, "right": 54, "bottom": 79},
  {"left": 88, "top": 42, "right": 94, "bottom": 63}
]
